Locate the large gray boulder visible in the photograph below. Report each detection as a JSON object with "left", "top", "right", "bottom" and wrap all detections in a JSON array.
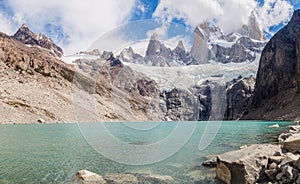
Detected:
[
  {"left": 283, "top": 133, "right": 300, "bottom": 153},
  {"left": 216, "top": 144, "right": 281, "bottom": 184}
]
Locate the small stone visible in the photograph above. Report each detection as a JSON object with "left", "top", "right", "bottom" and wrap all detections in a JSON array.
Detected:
[
  {"left": 293, "top": 169, "right": 299, "bottom": 180},
  {"left": 265, "top": 169, "right": 277, "bottom": 180},
  {"left": 37, "top": 118, "right": 45, "bottom": 123},
  {"left": 296, "top": 174, "right": 300, "bottom": 184},
  {"left": 202, "top": 157, "right": 217, "bottom": 167},
  {"left": 269, "top": 162, "right": 278, "bottom": 170},
  {"left": 268, "top": 124, "right": 279, "bottom": 128},
  {"left": 260, "top": 159, "right": 269, "bottom": 167},
  {"left": 273, "top": 151, "right": 282, "bottom": 156},
  {"left": 104, "top": 174, "right": 138, "bottom": 184},
  {"left": 136, "top": 174, "right": 175, "bottom": 184},
  {"left": 240, "top": 145, "right": 248, "bottom": 149},
  {"left": 72, "top": 170, "right": 106, "bottom": 184},
  {"left": 276, "top": 172, "right": 284, "bottom": 180},
  {"left": 269, "top": 156, "right": 285, "bottom": 164}
]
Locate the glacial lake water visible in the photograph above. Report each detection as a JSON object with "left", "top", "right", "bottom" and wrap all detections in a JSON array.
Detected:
[{"left": 0, "top": 121, "right": 292, "bottom": 183}]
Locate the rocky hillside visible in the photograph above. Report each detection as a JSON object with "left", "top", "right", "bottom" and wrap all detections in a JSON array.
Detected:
[
  {"left": 0, "top": 26, "right": 167, "bottom": 124},
  {"left": 243, "top": 9, "right": 300, "bottom": 121}
]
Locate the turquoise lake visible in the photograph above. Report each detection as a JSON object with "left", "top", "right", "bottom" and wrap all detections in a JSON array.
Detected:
[{"left": 0, "top": 121, "right": 292, "bottom": 183}]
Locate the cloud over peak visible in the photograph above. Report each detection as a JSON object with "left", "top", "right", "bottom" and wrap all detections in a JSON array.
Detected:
[
  {"left": 153, "top": 0, "right": 294, "bottom": 35},
  {"left": 1, "top": 0, "right": 137, "bottom": 54}
]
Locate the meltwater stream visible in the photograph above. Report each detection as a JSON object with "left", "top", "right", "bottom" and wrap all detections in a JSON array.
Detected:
[{"left": 0, "top": 121, "right": 291, "bottom": 183}]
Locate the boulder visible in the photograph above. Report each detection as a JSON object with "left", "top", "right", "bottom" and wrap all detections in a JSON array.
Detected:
[
  {"left": 279, "top": 153, "right": 300, "bottom": 167},
  {"left": 202, "top": 156, "right": 217, "bottom": 167},
  {"left": 282, "top": 165, "right": 295, "bottom": 180},
  {"left": 72, "top": 170, "right": 106, "bottom": 184},
  {"left": 216, "top": 144, "right": 281, "bottom": 184},
  {"left": 136, "top": 174, "right": 175, "bottom": 184},
  {"left": 269, "top": 162, "right": 278, "bottom": 170},
  {"left": 278, "top": 133, "right": 293, "bottom": 144},
  {"left": 268, "top": 124, "right": 280, "bottom": 128},
  {"left": 103, "top": 174, "right": 138, "bottom": 184},
  {"left": 283, "top": 133, "right": 300, "bottom": 153},
  {"left": 269, "top": 156, "right": 285, "bottom": 164},
  {"left": 37, "top": 118, "right": 46, "bottom": 123},
  {"left": 289, "top": 125, "right": 300, "bottom": 133}
]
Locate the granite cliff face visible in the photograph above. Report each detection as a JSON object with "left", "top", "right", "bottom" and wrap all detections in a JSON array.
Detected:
[
  {"left": 191, "top": 19, "right": 266, "bottom": 64},
  {"left": 243, "top": 10, "right": 300, "bottom": 121},
  {"left": 237, "top": 11, "right": 266, "bottom": 41}
]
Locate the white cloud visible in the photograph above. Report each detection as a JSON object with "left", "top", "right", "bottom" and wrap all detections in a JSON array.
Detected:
[
  {"left": 152, "top": 0, "right": 294, "bottom": 35},
  {"left": 257, "top": 0, "right": 294, "bottom": 34},
  {"left": 146, "top": 23, "right": 169, "bottom": 38},
  {"left": 0, "top": 12, "right": 15, "bottom": 35},
  {"left": 216, "top": 0, "right": 257, "bottom": 33},
  {"left": 153, "top": 0, "right": 223, "bottom": 27},
  {"left": 163, "top": 35, "right": 192, "bottom": 50},
  {"left": 3, "top": 0, "right": 137, "bottom": 54}
]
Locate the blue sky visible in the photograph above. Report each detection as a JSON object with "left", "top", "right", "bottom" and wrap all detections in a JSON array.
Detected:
[{"left": 0, "top": 0, "right": 298, "bottom": 54}]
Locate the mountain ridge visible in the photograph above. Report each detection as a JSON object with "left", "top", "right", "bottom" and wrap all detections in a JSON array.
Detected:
[
  {"left": 13, "top": 24, "right": 64, "bottom": 58},
  {"left": 118, "top": 16, "right": 267, "bottom": 66}
]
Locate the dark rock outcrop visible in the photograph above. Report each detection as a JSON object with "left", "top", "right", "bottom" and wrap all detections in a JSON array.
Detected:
[
  {"left": 13, "top": 24, "right": 63, "bottom": 57},
  {"left": 160, "top": 88, "right": 198, "bottom": 121},
  {"left": 160, "top": 81, "right": 214, "bottom": 121},
  {"left": 224, "top": 76, "right": 255, "bottom": 120},
  {"left": 244, "top": 10, "right": 300, "bottom": 120}
]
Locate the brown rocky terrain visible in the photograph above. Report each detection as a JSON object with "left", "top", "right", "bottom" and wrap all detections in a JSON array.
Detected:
[
  {"left": 243, "top": 9, "right": 300, "bottom": 121},
  {"left": 0, "top": 27, "right": 165, "bottom": 124}
]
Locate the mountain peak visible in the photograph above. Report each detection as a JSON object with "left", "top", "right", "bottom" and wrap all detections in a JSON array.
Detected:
[
  {"left": 150, "top": 33, "right": 158, "bottom": 41},
  {"left": 197, "top": 21, "right": 226, "bottom": 41},
  {"left": 176, "top": 40, "right": 185, "bottom": 51},
  {"left": 20, "top": 23, "right": 29, "bottom": 29},
  {"left": 238, "top": 12, "right": 266, "bottom": 41},
  {"left": 13, "top": 24, "right": 64, "bottom": 57}
]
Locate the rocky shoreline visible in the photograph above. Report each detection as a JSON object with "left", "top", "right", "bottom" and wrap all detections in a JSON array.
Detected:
[
  {"left": 71, "top": 170, "right": 175, "bottom": 184},
  {"left": 203, "top": 124, "right": 300, "bottom": 184}
]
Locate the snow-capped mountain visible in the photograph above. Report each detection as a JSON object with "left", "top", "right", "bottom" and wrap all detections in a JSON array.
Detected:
[
  {"left": 119, "top": 13, "right": 267, "bottom": 66},
  {"left": 13, "top": 24, "right": 64, "bottom": 58}
]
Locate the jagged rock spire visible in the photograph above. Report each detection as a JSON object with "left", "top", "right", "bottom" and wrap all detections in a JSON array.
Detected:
[{"left": 238, "top": 11, "right": 266, "bottom": 41}]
